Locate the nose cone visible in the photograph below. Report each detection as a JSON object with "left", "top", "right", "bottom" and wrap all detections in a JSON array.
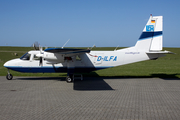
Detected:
[
  {"left": 4, "top": 58, "right": 20, "bottom": 68},
  {"left": 4, "top": 61, "right": 9, "bottom": 67}
]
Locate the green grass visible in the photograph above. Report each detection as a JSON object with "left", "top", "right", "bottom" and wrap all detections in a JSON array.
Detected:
[{"left": 0, "top": 46, "right": 180, "bottom": 78}]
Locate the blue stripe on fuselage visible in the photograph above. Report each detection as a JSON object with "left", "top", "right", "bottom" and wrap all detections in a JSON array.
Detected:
[
  {"left": 4, "top": 66, "right": 112, "bottom": 73},
  {"left": 139, "top": 31, "right": 162, "bottom": 40},
  {"left": 4, "top": 66, "right": 66, "bottom": 73}
]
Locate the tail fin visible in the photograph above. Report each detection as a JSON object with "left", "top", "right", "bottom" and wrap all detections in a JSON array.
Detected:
[{"left": 135, "top": 15, "right": 163, "bottom": 51}]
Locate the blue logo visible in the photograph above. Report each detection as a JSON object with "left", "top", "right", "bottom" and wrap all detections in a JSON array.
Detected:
[
  {"left": 97, "top": 56, "right": 117, "bottom": 61},
  {"left": 146, "top": 25, "right": 154, "bottom": 31}
]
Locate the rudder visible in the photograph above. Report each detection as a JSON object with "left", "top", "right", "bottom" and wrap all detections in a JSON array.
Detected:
[{"left": 135, "top": 15, "right": 163, "bottom": 51}]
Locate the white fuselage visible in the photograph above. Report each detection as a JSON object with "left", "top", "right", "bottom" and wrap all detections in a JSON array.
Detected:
[{"left": 4, "top": 46, "right": 162, "bottom": 73}]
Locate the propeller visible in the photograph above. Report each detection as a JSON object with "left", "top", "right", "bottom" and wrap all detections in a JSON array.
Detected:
[
  {"left": 36, "top": 46, "right": 44, "bottom": 58},
  {"left": 32, "top": 42, "right": 44, "bottom": 66},
  {"left": 32, "top": 42, "right": 40, "bottom": 50},
  {"left": 39, "top": 46, "right": 43, "bottom": 54},
  {"left": 36, "top": 47, "right": 44, "bottom": 66}
]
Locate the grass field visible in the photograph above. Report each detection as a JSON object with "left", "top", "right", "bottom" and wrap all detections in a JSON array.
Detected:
[{"left": 0, "top": 46, "right": 180, "bottom": 78}]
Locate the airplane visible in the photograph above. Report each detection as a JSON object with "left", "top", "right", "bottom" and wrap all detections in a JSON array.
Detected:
[{"left": 4, "top": 15, "right": 173, "bottom": 83}]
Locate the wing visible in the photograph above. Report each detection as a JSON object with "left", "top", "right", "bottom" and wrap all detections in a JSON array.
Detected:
[{"left": 44, "top": 48, "right": 90, "bottom": 56}]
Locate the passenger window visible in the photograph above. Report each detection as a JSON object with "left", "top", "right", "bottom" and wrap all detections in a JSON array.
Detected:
[
  {"left": 76, "top": 55, "right": 81, "bottom": 61},
  {"left": 33, "top": 55, "right": 40, "bottom": 60}
]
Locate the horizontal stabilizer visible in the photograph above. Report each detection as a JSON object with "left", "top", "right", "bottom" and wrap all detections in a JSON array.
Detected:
[{"left": 146, "top": 50, "right": 174, "bottom": 54}]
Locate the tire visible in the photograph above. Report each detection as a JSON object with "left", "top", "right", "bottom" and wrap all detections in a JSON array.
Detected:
[
  {"left": 6, "top": 74, "right": 13, "bottom": 80},
  {"left": 66, "top": 76, "right": 72, "bottom": 83}
]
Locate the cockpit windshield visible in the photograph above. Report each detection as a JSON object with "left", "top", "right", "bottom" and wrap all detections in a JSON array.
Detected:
[{"left": 20, "top": 52, "right": 31, "bottom": 60}]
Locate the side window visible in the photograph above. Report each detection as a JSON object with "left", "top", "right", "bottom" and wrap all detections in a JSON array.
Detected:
[
  {"left": 20, "top": 53, "right": 31, "bottom": 60},
  {"left": 33, "top": 55, "right": 40, "bottom": 60},
  {"left": 76, "top": 55, "right": 81, "bottom": 61}
]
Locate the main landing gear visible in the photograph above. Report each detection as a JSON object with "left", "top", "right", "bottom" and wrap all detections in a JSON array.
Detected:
[
  {"left": 66, "top": 74, "right": 83, "bottom": 83},
  {"left": 6, "top": 69, "right": 13, "bottom": 80},
  {"left": 66, "top": 76, "right": 73, "bottom": 83}
]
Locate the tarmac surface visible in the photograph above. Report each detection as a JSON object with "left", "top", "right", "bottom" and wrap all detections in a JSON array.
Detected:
[{"left": 0, "top": 76, "right": 180, "bottom": 120}]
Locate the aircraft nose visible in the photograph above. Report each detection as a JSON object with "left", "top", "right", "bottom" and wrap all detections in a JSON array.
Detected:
[
  {"left": 4, "top": 61, "right": 9, "bottom": 67},
  {"left": 4, "top": 58, "right": 20, "bottom": 68}
]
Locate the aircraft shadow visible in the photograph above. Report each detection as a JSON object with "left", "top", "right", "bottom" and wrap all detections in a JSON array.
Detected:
[
  {"left": 150, "top": 73, "right": 180, "bottom": 80},
  {"left": 98, "top": 73, "right": 180, "bottom": 80},
  {"left": 73, "top": 77, "right": 114, "bottom": 91},
  {"left": 15, "top": 76, "right": 114, "bottom": 91}
]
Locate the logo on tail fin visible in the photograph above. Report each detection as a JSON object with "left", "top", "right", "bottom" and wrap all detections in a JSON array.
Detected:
[{"left": 146, "top": 25, "right": 154, "bottom": 31}]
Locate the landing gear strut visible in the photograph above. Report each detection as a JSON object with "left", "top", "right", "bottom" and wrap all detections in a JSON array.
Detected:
[{"left": 6, "top": 69, "right": 13, "bottom": 80}]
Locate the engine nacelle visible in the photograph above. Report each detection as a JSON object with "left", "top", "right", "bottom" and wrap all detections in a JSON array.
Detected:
[{"left": 44, "top": 52, "right": 64, "bottom": 63}]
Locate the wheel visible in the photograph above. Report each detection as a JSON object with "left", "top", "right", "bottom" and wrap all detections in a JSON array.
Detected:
[
  {"left": 66, "top": 76, "right": 72, "bottom": 83},
  {"left": 6, "top": 74, "right": 13, "bottom": 80}
]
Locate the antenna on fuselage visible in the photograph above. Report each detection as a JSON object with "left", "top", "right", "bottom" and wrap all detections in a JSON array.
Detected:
[
  {"left": 62, "top": 39, "right": 70, "bottom": 48},
  {"left": 114, "top": 45, "right": 119, "bottom": 51},
  {"left": 45, "top": 45, "right": 48, "bottom": 49},
  {"left": 90, "top": 44, "right": 96, "bottom": 50}
]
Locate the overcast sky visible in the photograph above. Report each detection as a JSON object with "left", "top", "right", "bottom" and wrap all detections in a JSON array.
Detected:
[{"left": 0, "top": 0, "right": 180, "bottom": 48}]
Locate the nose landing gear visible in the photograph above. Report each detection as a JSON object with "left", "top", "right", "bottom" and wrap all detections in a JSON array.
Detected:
[{"left": 6, "top": 69, "right": 13, "bottom": 80}]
